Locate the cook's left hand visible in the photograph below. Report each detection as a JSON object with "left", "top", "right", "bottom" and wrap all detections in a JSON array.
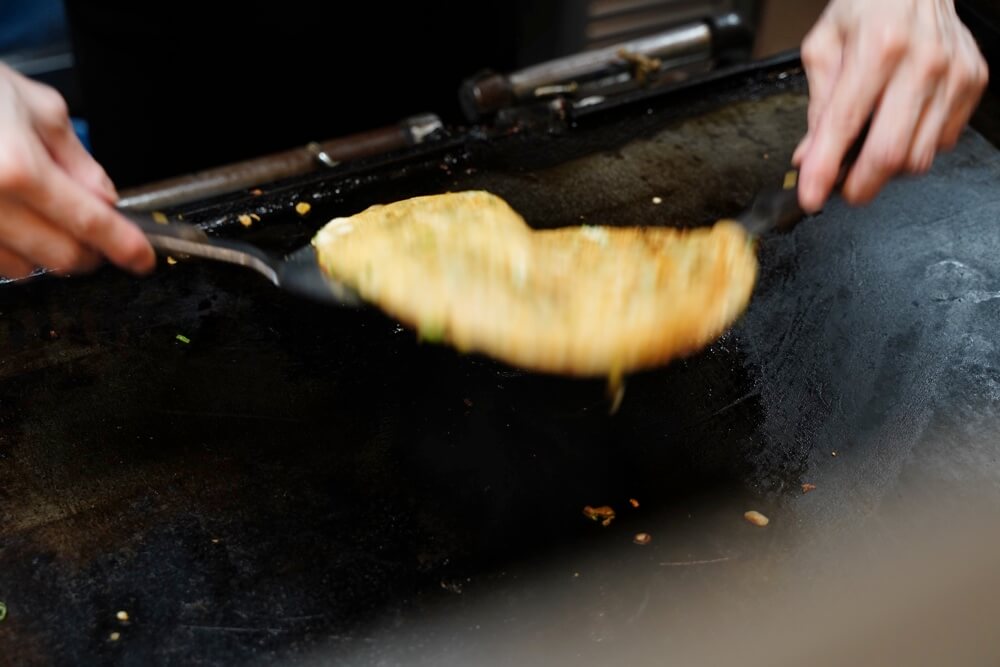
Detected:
[{"left": 793, "top": 0, "right": 989, "bottom": 213}]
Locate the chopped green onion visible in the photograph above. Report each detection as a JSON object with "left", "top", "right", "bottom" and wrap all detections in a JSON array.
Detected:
[
  {"left": 417, "top": 322, "right": 445, "bottom": 343},
  {"left": 176, "top": 334, "right": 191, "bottom": 344},
  {"left": 0, "top": 601, "right": 7, "bottom": 622}
]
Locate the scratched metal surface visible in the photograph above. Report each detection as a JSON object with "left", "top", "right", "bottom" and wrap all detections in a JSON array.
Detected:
[{"left": 2, "top": 59, "right": 1000, "bottom": 665}]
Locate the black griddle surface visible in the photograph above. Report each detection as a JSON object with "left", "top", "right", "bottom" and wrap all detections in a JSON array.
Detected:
[{"left": 2, "top": 60, "right": 1000, "bottom": 665}]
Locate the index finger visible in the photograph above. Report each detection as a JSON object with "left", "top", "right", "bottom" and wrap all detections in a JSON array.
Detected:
[
  {"left": 15, "top": 156, "right": 154, "bottom": 274},
  {"left": 794, "top": 22, "right": 845, "bottom": 166},
  {"left": 797, "top": 27, "right": 908, "bottom": 212}
]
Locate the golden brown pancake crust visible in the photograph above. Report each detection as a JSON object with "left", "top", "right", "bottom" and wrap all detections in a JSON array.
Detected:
[{"left": 313, "top": 191, "right": 757, "bottom": 377}]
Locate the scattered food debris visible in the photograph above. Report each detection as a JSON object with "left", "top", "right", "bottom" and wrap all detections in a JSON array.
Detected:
[
  {"left": 250, "top": 188, "right": 264, "bottom": 196},
  {"left": 152, "top": 211, "right": 168, "bottom": 224},
  {"left": 463, "top": 398, "right": 473, "bottom": 408},
  {"left": 211, "top": 538, "right": 220, "bottom": 544},
  {"left": 801, "top": 483, "right": 817, "bottom": 494},
  {"left": 0, "top": 601, "right": 6, "bottom": 622},
  {"left": 651, "top": 196, "right": 663, "bottom": 205},
  {"left": 116, "top": 611, "right": 129, "bottom": 622},
  {"left": 238, "top": 214, "right": 253, "bottom": 228},
  {"left": 744, "top": 510, "right": 769, "bottom": 527},
  {"left": 48, "top": 329, "right": 59, "bottom": 340},
  {"left": 440, "top": 580, "right": 463, "bottom": 594},
  {"left": 573, "top": 572, "right": 580, "bottom": 578},
  {"left": 295, "top": 202, "right": 312, "bottom": 216},
  {"left": 832, "top": 451, "right": 838, "bottom": 457},
  {"left": 175, "top": 334, "right": 191, "bottom": 344},
  {"left": 250, "top": 213, "right": 261, "bottom": 222},
  {"left": 109, "top": 632, "right": 121, "bottom": 642},
  {"left": 166, "top": 256, "right": 178, "bottom": 265},
  {"left": 763, "top": 152, "right": 770, "bottom": 160},
  {"left": 583, "top": 505, "right": 616, "bottom": 527},
  {"left": 783, "top": 170, "right": 798, "bottom": 191},
  {"left": 633, "top": 532, "right": 652, "bottom": 546},
  {"left": 628, "top": 498, "right": 640, "bottom": 509}
]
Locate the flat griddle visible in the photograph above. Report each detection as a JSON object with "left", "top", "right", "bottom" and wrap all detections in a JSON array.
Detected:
[{"left": 2, "top": 52, "right": 1000, "bottom": 665}]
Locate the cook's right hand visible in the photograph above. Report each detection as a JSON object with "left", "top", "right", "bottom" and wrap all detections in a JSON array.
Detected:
[
  {"left": 0, "top": 63, "right": 154, "bottom": 279},
  {"left": 793, "top": 0, "right": 988, "bottom": 213}
]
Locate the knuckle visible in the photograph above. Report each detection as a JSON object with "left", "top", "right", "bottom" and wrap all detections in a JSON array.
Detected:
[
  {"left": 67, "top": 242, "right": 89, "bottom": 268},
  {"left": 801, "top": 27, "right": 837, "bottom": 69},
  {"left": 50, "top": 242, "right": 85, "bottom": 271},
  {"left": 916, "top": 51, "right": 948, "bottom": 80},
  {"left": 37, "top": 88, "right": 69, "bottom": 122},
  {"left": 974, "top": 57, "right": 990, "bottom": 90},
  {"left": 801, "top": 36, "right": 823, "bottom": 68},
  {"left": 951, "top": 62, "right": 976, "bottom": 91},
  {"left": 73, "top": 209, "right": 106, "bottom": 238},
  {"left": 0, "top": 146, "right": 35, "bottom": 191},
  {"left": 874, "top": 27, "right": 907, "bottom": 60}
]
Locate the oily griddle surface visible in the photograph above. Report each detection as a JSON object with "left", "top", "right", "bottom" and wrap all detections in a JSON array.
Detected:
[{"left": 2, "top": 68, "right": 1000, "bottom": 664}]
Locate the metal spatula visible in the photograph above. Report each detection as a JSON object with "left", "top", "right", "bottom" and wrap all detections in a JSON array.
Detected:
[
  {"left": 737, "top": 124, "right": 869, "bottom": 236},
  {"left": 124, "top": 212, "right": 362, "bottom": 306}
]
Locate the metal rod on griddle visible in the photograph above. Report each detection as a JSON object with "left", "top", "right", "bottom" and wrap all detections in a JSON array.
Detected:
[
  {"left": 459, "top": 12, "right": 752, "bottom": 121},
  {"left": 117, "top": 114, "right": 443, "bottom": 211}
]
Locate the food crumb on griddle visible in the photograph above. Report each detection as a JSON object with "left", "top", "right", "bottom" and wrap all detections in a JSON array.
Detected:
[
  {"left": 109, "top": 631, "right": 121, "bottom": 642},
  {"left": 116, "top": 610, "right": 129, "bottom": 622},
  {"left": 152, "top": 211, "right": 168, "bottom": 224},
  {"left": 250, "top": 188, "right": 264, "bottom": 196},
  {"left": 583, "top": 505, "right": 616, "bottom": 527},
  {"left": 633, "top": 532, "right": 652, "bottom": 546},
  {"left": 801, "top": 483, "right": 817, "bottom": 494},
  {"left": 250, "top": 213, "right": 261, "bottom": 222},
  {"left": 47, "top": 330, "right": 58, "bottom": 340},
  {"left": 651, "top": 196, "right": 663, "bottom": 205},
  {"left": 744, "top": 510, "right": 769, "bottom": 527},
  {"left": 0, "top": 601, "right": 6, "bottom": 622},
  {"left": 295, "top": 202, "right": 312, "bottom": 216},
  {"left": 440, "top": 580, "right": 463, "bottom": 594},
  {"left": 831, "top": 451, "right": 838, "bottom": 457},
  {"left": 463, "top": 398, "right": 473, "bottom": 408},
  {"left": 238, "top": 214, "right": 253, "bottom": 228},
  {"left": 166, "top": 256, "right": 177, "bottom": 265},
  {"left": 176, "top": 334, "right": 191, "bottom": 344},
  {"left": 783, "top": 170, "right": 798, "bottom": 190},
  {"left": 629, "top": 498, "right": 640, "bottom": 509}
]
